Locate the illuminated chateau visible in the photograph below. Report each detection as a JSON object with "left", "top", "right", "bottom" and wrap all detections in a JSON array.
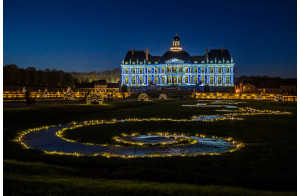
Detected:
[{"left": 121, "top": 35, "right": 234, "bottom": 88}]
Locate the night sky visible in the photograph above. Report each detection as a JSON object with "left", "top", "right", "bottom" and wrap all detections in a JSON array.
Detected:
[{"left": 4, "top": 0, "right": 297, "bottom": 78}]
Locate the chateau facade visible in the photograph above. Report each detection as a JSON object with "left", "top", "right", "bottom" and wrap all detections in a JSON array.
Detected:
[{"left": 121, "top": 35, "right": 234, "bottom": 87}]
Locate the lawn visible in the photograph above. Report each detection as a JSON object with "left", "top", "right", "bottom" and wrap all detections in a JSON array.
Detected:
[{"left": 3, "top": 99, "right": 297, "bottom": 195}]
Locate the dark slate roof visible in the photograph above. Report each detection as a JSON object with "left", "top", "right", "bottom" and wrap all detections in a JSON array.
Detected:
[
  {"left": 92, "top": 80, "right": 107, "bottom": 85},
  {"left": 148, "top": 56, "right": 161, "bottom": 63},
  {"left": 124, "top": 50, "right": 147, "bottom": 62},
  {"left": 123, "top": 48, "right": 232, "bottom": 64},
  {"left": 160, "top": 50, "right": 192, "bottom": 63},
  {"left": 191, "top": 55, "right": 206, "bottom": 62},
  {"left": 207, "top": 49, "right": 231, "bottom": 61},
  {"left": 107, "top": 83, "right": 120, "bottom": 88},
  {"left": 75, "top": 83, "right": 94, "bottom": 88}
]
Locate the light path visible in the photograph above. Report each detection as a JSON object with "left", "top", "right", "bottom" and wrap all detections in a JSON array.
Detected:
[{"left": 21, "top": 123, "right": 235, "bottom": 157}]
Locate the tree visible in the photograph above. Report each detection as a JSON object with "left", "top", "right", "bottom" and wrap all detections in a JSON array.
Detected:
[
  {"left": 62, "top": 74, "right": 74, "bottom": 87},
  {"left": 28, "top": 67, "right": 38, "bottom": 86},
  {"left": 121, "top": 84, "right": 128, "bottom": 92},
  {"left": 38, "top": 70, "right": 48, "bottom": 86},
  {"left": 204, "top": 85, "right": 210, "bottom": 93}
]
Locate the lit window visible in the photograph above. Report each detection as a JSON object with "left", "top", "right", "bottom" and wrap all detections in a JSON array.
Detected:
[
  {"left": 226, "top": 77, "right": 230, "bottom": 83},
  {"left": 218, "top": 77, "right": 221, "bottom": 84},
  {"left": 140, "top": 68, "right": 143, "bottom": 73},
  {"left": 201, "top": 68, "right": 205, "bottom": 73},
  {"left": 140, "top": 76, "right": 143, "bottom": 84},
  {"left": 218, "top": 60, "right": 222, "bottom": 63},
  {"left": 162, "top": 77, "right": 165, "bottom": 83},
  {"left": 185, "top": 76, "right": 189, "bottom": 83},
  {"left": 148, "top": 77, "right": 151, "bottom": 83},
  {"left": 155, "top": 68, "right": 158, "bottom": 73},
  {"left": 148, "top": 68, "right": 151, "bottom": 73},
  {"left": 132, "top": 76, "right": 136, "bottom": 83},
  {"left": 155, "top": 77, "right": 158, "bottom": 83},
  {"left": 218, "top": 68, "right": 221, "bottom": 73},
  {"left": 226, "top": 60, "right": 230, "bottom": 63},
  {"left": 194, "top": 68, "right": 197, "bottom": 73},
  {"left": 125, "top": 69, "right": 128, "bottom": 73},
  {"left": 125, "top": 77, "right": 128, "bottom": 83},
  {"left": 155, "top": 61, "right": 158, "bottom": 64},
  {"left": 210, "top": 76, "right": 214, "bottom": 83},
  {"left": 132, "top": 62, "right": 135, "bottom": 64},
  {"left": 179, "top": 67, "right": 182, "bottom": 72},
  {"left": 132, "top": 69, "right": 135, "bottom": 73},
  {"left": 186, "top": 68, "right": 189, "bottom": 72},
  {"left": 194, "top": 61, "right": 198, "bottom": 64},
  {"left": 201, "top": 61, "right": 205, "bottom": 64},
  {"left": 210, "top": 60, "right": 214, "bottom": 63},
  {"left": 162, "top": 68, "right": 165, "bottom": 72},
  {"left": 201, "top": 77, "right": 205, "bottom": 83},
  {"left": 125, "top": 62, "right": 128, "bottom": 65},
  {"left": 167, "top": 76, "right": 171, "bottom": 84},
  {"left": 210, "top": 68, "right": 214, "bottom": 73},
  {"left": 226, "top": 68, "right": 230, "bottom": 73},
  {"left": 178, "top": 77, "right": 182, "bottom": 83},
  {"left": 140, "top": 62, "right": 143, "bottom": 64}
]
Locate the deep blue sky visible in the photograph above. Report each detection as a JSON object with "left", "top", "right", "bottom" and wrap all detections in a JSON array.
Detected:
[{"left": 4, "top": 0, "right": 297, "bottom": 77}]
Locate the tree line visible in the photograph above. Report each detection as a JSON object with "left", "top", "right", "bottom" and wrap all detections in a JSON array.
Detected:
[
  {"left": 3, "top": 64, "right": 74, "bottom": 87},
  {"left": 70, "top": 68, "right": 121, "bottom": 83},
  {"left": 235, "top": 75, "right": 297, "bottom": 88}
]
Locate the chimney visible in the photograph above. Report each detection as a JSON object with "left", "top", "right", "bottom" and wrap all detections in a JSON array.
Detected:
[
  {"left": 132, "top": 48, "right": 134, "bottom": 55},
  {"left": 146, "top": 48, "right": 149, "bottom": 61},
  {"left": 206, "top": 48, "right": 208, "bottom": 58}
]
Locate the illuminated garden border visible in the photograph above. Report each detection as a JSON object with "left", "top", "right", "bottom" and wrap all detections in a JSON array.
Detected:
[{"left": 15, "top": 107, "right": 291, "bottom": 158}]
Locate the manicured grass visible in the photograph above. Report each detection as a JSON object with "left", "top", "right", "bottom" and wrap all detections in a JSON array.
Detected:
[
  {"left": 3, "top": 99, "right": 297, "bottom": 195},
  {"left": 4, "top": 160, "right": 296, "bottom": 196}
]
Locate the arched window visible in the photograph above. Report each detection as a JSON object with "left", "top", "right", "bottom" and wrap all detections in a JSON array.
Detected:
[
  {"left": 140, "top": 76, "right": 143, "bottom": 84},
  {"left": 167, "top": 76, "right": 171, "bottom": 84}
]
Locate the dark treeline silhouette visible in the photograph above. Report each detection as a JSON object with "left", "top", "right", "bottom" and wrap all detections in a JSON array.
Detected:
[
  {"left": 71, "top": 68, "right": 121, "bottom": 83},
  {"left": 235, "top": 75, "right": 296, "bottom": 88},
  {"left": 3, "top": 64, "right": 74, "bottom": 87}
]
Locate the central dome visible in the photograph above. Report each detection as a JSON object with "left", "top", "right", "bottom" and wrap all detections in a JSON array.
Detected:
[{"left": 161, "top": 50, "right": 193, "bottom": 63}]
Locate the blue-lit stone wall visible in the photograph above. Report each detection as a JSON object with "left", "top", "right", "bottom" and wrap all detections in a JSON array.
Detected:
[{"left": 121, "top": 60, "right": 235, "bottom": 87}]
